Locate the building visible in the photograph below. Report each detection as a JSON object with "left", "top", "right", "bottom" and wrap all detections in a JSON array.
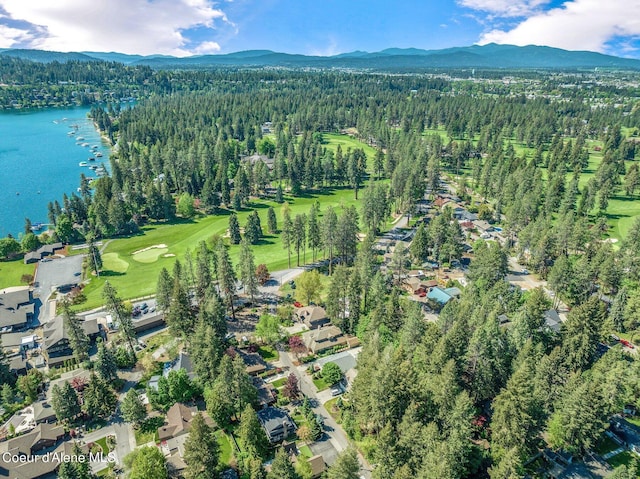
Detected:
[
  {"left": 164, "top": 351, "right": 195, "bottom": 380},
  {"left": 0, "top": 286, "right": 35, "bottom": 331},
  {"left": 132, "top": 312, "right": 165, "bottom": 334},
  {"left": 302, "top": 326, "right": 360, "bottom": 355},
  {"left": 257, "top": 407, "right": 296, "bottom": 443},
  {"left": 0, "top": 438, "right": 84, "bottom": 479},
  {"left": 306, "top": 455, "right": 326, "bottom": 478},
  {"left": 238, "top": 349, "right": 268, "bottom": 376},
  {"left": 22, "top": 243, "right": 63, "bottom": 264},
  {"left": 241, "top": 153, "right": 275, "bottom": 170},
  {"left": 42, "top": 316, "right": 100, "bottom": 367},
  {"left": 473, "top": 220, "right": 494, "bottom": 233},
  {"left": 427, "top": 286, "right": 459, "bottom": 306},
  {"left": 296, "top": 306, "right": 330, "bottom": 330},
  {"left": 157, "top": 403, "right": 199, "bottom": 442},
  {"left": 543, "top": 309, "right": 563, "bottom": 333},
  {"left": 253, "top": 377, "right": 276, "bottom": 408}
]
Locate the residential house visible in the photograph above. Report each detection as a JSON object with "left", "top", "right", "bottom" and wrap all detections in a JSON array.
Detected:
[
  {"left": 42, "top": 316, "right": 100, "bottom": 367},
  {"left": 543, "top": 309, "right": 562, "bottom": 333},
  {"left": 0, "top": 286, "right": 35, "bottom": 330},
  {"left": 0, "top": 422, "right": 64, "bottom": 456},
  {"left": 252, "top": 377, "right": 276, "bottom": 408},
  {"left": 164, "top": 351, "right": 196, "bottom": 380},
  {"left": 23, "top": 252, "right": 41, "bottom": 264},
  {"left": 257, "top": 407, "right": 296, "bottom": 443},
  {"left": 301, "top": 326, "right": 360, "bottom": 355},
  {"left": 22, "top": 243, "right": 63, "bottom": 264},
  {"left": 32, "top": 401, "right": 56, "bottom": 424},
  {"left": 238, "top": 349, "right": 268, "bottom": 376},
  {"left": 241, "top": 153, "right": 275, "bottom": 170},
  {"left": 9, "top": 354, "right": 28, "bottom": 376},
  {"left": 0, "top": 436, "right": 83, "bottom": 479},
  {"left": 426, "top": 286, "right": 461, "bottom": 306},
  {"left": 473, "top": 220, "right": 494, "bottom": 233},
  {"left": 296, "top": 306, "right": 330, "bottom": 330},
  {"left": 157, "top": 403, "right": 201, "bottom": 442},
  {"left": 454, "top": 209, "right": 478, "bottom": 222}
]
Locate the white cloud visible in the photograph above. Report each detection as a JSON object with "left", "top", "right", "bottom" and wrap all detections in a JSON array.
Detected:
[
  {"left": 477, "top": 0, "right": 640, "bottom": 53},
  {"left": 0, "top": 0, "right": 230, "bottom": 56},
  {"left": 458, "top": 0, "right": 551, "bottom": 17},
  {"left": 0, "top": 23, "right": 34, "bottom": 48},
  {"left": 192, "top": 40, "right": 221, "bottom": 55}
]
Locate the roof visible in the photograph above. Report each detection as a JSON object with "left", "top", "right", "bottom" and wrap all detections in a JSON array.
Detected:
[
  {"left": 165, "top": 351, "right": 195, "bottom": 379},
  {"left": 307, "top": 455, "right": 326, "bottom": 477},
  {"left": 296, "top": 306, "right": 327, "bottom": 323},
  {"left": 427, "top": 287, "right": 453, "bottom": 305},
  {"left": 158, "top": 403, "right": 198, "bottom": 441},
  {"left": 473, "top": 220, "right": 493, "bottom": 232},
  {"left": 0, "top": 423, "right": 64, "bottom": 456},
  {"left": 0, "top": 286, "right": 33, "bottom": 329},
  {"left": 32, "top": 401, "right": 56, "bottom": 423},
  {"left": 42, "top": 316, "right": 99, "bottom": 351},
  {"left": 315, "top": 351, "right": 357, "bottom": 374},
  {"left": 544, "top": 309, "right": 562, "bottom": 332},
  {"left": 444, "top": 287, "right": 462, "bottom": 297},
  {"left": 238, "top": 350, "right": 267, "bottom": 375},
  {"left": 37, "top": 243, "right": 63, "bottom": 255},
  {"left": 257, "top": 407, "right": 295, "bottom": 437},
  {"left": 253, "top": 377, "right": 276, "bottom": 406}
]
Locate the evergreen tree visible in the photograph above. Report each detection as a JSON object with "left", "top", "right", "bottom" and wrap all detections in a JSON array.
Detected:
[
  {"left": 307, "top": 204, "right": 321, "bottom": 262},
  {"left": 58, "top": 443, "right": 93, "bottom": 479},
  {"left": 267, "top": 448, "right": 300, "bottom": 479},
  {"left": 238, "top": 404, "right": 270, "bottom": 460},
  {"left": 321, "top": 206, "right": 338, "bottom": 274},
  {"left": 238, "top": 239, "right": 259, "bottom": 303},
  {"left": 189, "top": 317, "right": 224, "bottom": 387},
  {"left": 61, "top": 300, "right": 89, "bottom": 362},
  {"left": 126, "top": 446, "right": 168, "bottom": 479},
  {"left": 216, "top": 239, "right": 238, "bottom": 321},
  {"left": 156, "top": 267, "right": 173, "bottom": 312},
  {"left": 282, "top": 204, "right": 294, "bottom": 268},
  {"left": 95, "top": 339, "right": 118, "bottom": 382},
  {"left": 103, "top": 281, "right": 136, "bottom": 358},
  {"left": 167, "top": 273, "right": 195, "bottom": 336},
  {"left": 229, "top": 213, "right": 242, "bottom": 244},
  {"left": 327, "top": 448, "right": 360, "bottom": 479},
  {"left": 121, "top": 389, "right": 147, "bottom": 427},
  {"left": 183, "top": 413, "right": 220, "bottom": 479},
  {"left": 267, "top": 206, "right": 277, "bottom": 233},
  {"left": 51, "top": 382, "right": 81, "bottom": 423},
  {"left": 83, "top": 374, "right": 117, "bottom": 419},
  {"left": 87, "top": 238, "right": 102, "bottom": 275},
  {"left": 245, "top": 211, "right": 262, "bottom": 244}
]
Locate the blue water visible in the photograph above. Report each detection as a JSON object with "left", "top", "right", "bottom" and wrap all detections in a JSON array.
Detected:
[{"left": 0, "top": 106, "right": 111, "bottom": 238}]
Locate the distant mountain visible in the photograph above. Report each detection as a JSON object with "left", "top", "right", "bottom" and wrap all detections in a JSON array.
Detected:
[
  {"left": 0, "top": 49, "right": 97, "bottom": 63},
  {"left": 1, "top": 44, "right": 639, "bottom": 70}
]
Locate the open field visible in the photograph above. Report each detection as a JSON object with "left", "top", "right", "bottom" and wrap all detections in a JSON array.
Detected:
[
  {"left": 78, "top": 185, "right": 366, "bottom": 310},
  {"left": 0, "top": 259, "right": 34, "bottom": 289}
]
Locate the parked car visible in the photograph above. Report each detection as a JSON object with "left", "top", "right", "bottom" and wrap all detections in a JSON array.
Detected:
[
  {"left": 293, "top": 301, "right": 303, "bottom": 308},
  {"left": 620, "top": 339, "right": 634, "bottom": 348}
]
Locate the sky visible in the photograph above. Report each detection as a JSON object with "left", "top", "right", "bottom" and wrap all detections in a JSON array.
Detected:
[{"left": 0, "top": 0, "right": 639, "bottom": 58}]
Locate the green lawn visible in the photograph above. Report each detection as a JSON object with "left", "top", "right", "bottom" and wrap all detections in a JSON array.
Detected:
[
  {"left": 217, "top": 430, "right": 234, "bottom": 466},
  {"left": 271, "top": 377, "right": 287, "bottom": 389},
  {"left": 94, "top": 436, "right": 110, "bottom": 453},
  {"left": 607, "top": 450, "right": 635, "bottom": 469},
  {"left": 77, "top": 184, "right": 369, "bottom": 310},
  {"left": 298, "top": 444, "right": 313, "bottom": 458},
  {"left": 0, "top": 259, "right": 35, "bottom": 289},
  {"left": 135, "top": 416, "right": 164, "bottom": 446},
  {"left": 257, "top": 345, "right": 279, "bottom": 362},
  {"left": 312, "top": 376, "right": 331, "bottom": 392}
]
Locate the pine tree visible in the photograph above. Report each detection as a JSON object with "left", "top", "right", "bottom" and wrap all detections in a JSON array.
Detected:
[
  {"left": 156, "top": 267, "right": 173, "bottom": 312},
  {"left": 293, "top": 213, "right": 307, "bottom": 265},
  {"left": 121, "top": 389, "right": 147, "bottom": 427},
  {"left": 61, "top": 300, "right": 89, "bottom": 362},
  {"left": 282, "top": 204, "right": 294, "bottom": 268},
  {"left": 238, "top": 239, "right": 259, "bottom": 303},
  {"left": 103, "top": 281, "right": 136, "bottom": 358},
  {"left": 167, "top": 274, "right": 195, "bottom": 336},
  {"left": 58, "top": 443, "right": 92, "bottom": 479},
  {"left": 321, "top": 206, "right": 338, "bottom": 274},
  {"left": 327, "top": 447, "right": 360, "bottom": 479},
  {"left": 51, "top": 382, "right": 81, "bottom": 423},
  {"left": 189, "top": 317, "right": 224, "bottom": 387},
  {"left": 216, "top": 239, "right": 238, "bottom": 320},
  {"left": 267, "top": 448, "right": 300, "bottom": 479},
  {"left": 83, "top": 374, "right": 117, "bottom": 419},
  {"left": 183, "top": 413, "right": 220, "bottom": 479},
  {"left": 229, "top": 213, "right": 242, "bottom": 244},
  {"left": 238, "top": 404, "right": 270, "bottom": 460},
  {"left": 307, "top": 204, "right": 321, "bottom": 262},
  {"left": 245, "top": 211, "right": 262, "bottom": 245},
  {"left": 87, "top": 238, "right": 102, "bottom": 275},
  {"left": 267, "top": 206, "right": 278, "bottom": 233},
  {"left": 95, "top": 339, "right": 118, "bottom": 382}
]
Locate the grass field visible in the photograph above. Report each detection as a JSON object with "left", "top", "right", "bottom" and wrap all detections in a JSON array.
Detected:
[
  {"left": 0, "top": 259, "right": 35, "bottom": 290},
  {"left": 76, "top": 184, "right": 367, "bottom": 310}
]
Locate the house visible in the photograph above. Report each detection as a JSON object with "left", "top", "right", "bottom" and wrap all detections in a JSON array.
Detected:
[
  {"left": 403, "top": 276, "right": 423, "bottom": 294},
  {"left": 455, "top": 210, "right": 478, "bottom": 222},
  {"left": 315, "top": 350, "right": 358, "bottom": 385},
  {"left": 307, "top": 455, "right": 326, "bottom": 478},
  {"left": 157, "top": 403, "right": 203, "bottom": 442},
  {"left": 296, "top": 306, "right": 330, "bottom": 330},
  {"left": 23, "top": 251, "right": 41, "bottom": 264},
  {"left": 0, "top": 436, "right": 81, "bottom": 479},
  {"left": 9, "top": 354, "right": 28, "bottom": 376},
  {"left": 164, "top": 351, "right": 195, "bottom": 380},
  {"left": 253, "top": 377, "right": 276, "bottom": 408},
  {"left": 0, "top": 422, "right": 65, "bottom": 456},
  {"left": 257, "top": 407, "right": 296, "bottom": 443},
  {"left": 42, "top": 316, "right": 100, "bottom": 367},
  {"left": 238, "top": 349, "right": 268, "bottom": 376},
  {"left": 148, "top": 375, "right": 161, "bottom": 391},
  {"left": 473, "top": 220, "right": 494, "bottom": 233},
  {"left": 22, "top": 243, "right": 63, "bottom": 264},
  {"left": 241, "top": 153, "right": 275, "bottom": 170},
  {"left": 302, "top": 326, "right": 360, "bottom": 355},
  {"left": 427, "top": 287, "right": 454, "bottom": 305},
  {"left": 32, "top": 401, "right": 57, "bottom": 424},
  {"left": 0, "top": 286, "right": 35, "bottom": 330},
  {"left": 543, "top": 309, "right": 562, "bottom": 333}
]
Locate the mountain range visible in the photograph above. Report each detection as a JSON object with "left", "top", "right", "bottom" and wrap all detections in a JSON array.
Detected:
[{"left": 1, "top": 44, "right": 639, "bottom": 70}]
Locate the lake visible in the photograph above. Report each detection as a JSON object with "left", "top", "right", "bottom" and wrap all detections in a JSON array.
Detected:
[{"left": 0, "top": 106, "right": 112, "bottom": 238}]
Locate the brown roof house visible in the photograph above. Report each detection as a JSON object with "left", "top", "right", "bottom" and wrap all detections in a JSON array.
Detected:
[
  {"left": 42, "top": 315, "right": 100, "bottom": 367},
  {"left": 302, "top": 326, "right": 360, "bottom": 355},
  {"left": 238, "top": 349, "right": 268, "bottom": 376},
  {"left": 296, "top": 306, "right": 330, "bottom": 330},
  {"left": 0, "top": 286, "right": 35, "bottom": 330}
]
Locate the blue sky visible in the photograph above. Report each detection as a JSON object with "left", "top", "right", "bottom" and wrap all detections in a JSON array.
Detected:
[{"left": 0, "top": 0, "right": 639, "bottom": 58}]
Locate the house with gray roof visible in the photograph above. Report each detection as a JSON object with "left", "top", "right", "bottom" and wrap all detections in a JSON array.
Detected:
[
  {"left": 0, "top": 286, "right": 34, "bottom": 330},
  {"left": 42, "top": 316, "right": 100, "bottom": 367},
  {"left": 257, "top": 407, "right": 296, "bottom": 443}
]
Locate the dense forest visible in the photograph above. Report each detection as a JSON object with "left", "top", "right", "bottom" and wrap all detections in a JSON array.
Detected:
[{"left": 1, "top": 59, "right": 640, "bottom": 478}]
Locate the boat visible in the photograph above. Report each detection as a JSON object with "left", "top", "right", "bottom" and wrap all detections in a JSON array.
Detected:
[
  {"left": 81, "top": 143, "right": 89, "bottom": 147},
  {"left": 91, "top": 145, "right": 98, "bottom": 149},
  {"left": 67, "top": 131, "right": 75, "bottom": 136},
  {"left": 76, "top": 136, "right": 85, "bottom": 141},
  {"left": 89, "top": 165, "right": 98, "bottom": 170},
  {"left": 88, "top": 157, "right": 95, "bottom": 161},
  {"left": 95, "top": 152, "right": 103, "bottom": 157},
  {"left": 30, "top": 222, "right": 43, "bottom": 232},
  {"left": 79, "top": 161, "right": 88, "bottom": 167}
]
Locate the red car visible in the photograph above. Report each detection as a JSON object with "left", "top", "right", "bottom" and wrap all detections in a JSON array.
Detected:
[
  {"left": 620, "top": 339, "right": 635, "bottom": 349},
  {"left": 293, "top": 301, "right": 303, "bottom": 308}
]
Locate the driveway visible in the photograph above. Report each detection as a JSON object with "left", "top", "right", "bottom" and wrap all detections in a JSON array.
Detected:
[{"left": 33, "top": 255, "right": 84, "bottom": 323}]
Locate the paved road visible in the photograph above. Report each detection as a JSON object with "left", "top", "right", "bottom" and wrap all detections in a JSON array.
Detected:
[{"left": 276, "top": 344, "right": 372, "bottom": 478}]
